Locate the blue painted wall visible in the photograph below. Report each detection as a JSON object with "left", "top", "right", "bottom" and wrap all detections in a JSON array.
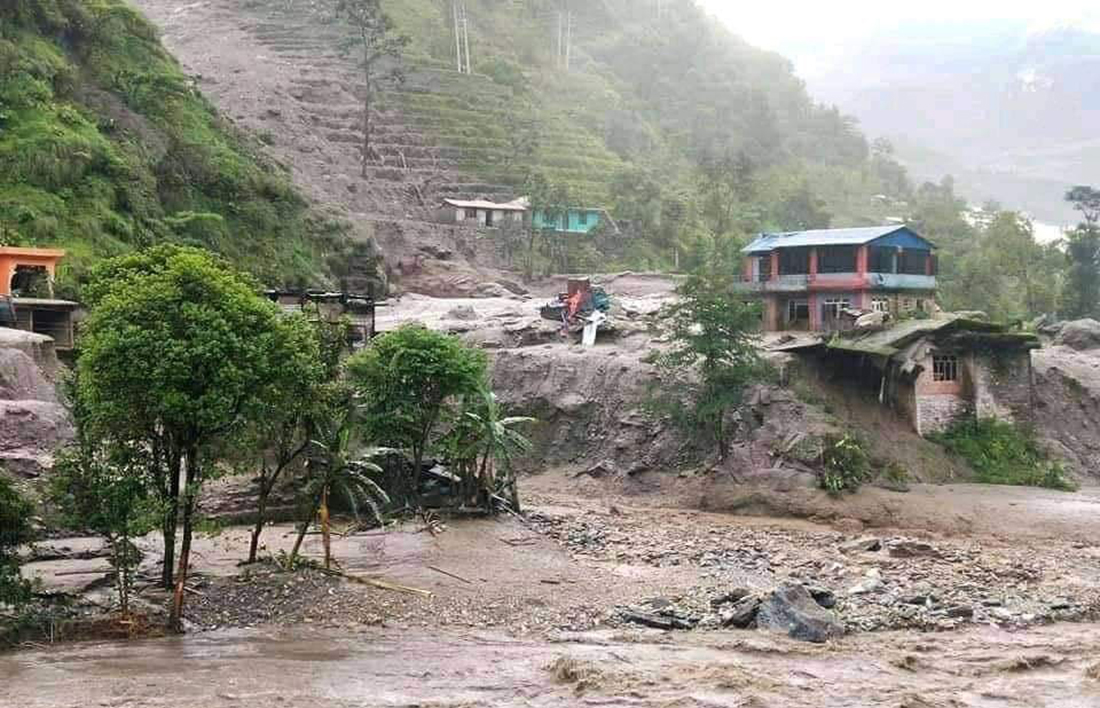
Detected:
[
  {"left": 532, "top": 208, "right": 601, "bottom": 234},
  {"left": 871, "top": 228, "right": 935, "bottom": 251}
]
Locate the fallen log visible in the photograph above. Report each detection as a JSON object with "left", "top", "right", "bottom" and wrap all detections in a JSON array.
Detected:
[
  {"left": 53, "top": 568, "right": 113, "bottom": 577},
  {"left": 318, "top": 568, "right": 433, "bottom": 597},
  {"left": 427, "top": 565, "right": 473, "bottom": 585}
]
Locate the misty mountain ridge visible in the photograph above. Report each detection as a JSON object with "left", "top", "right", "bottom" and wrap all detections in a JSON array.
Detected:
[{"left": 809, "top": 19, "right": 1100, "bottom": 224}]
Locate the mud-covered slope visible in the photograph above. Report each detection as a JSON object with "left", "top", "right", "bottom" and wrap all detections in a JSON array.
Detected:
[{"left": 1033, "top": 345, "right": 1100, "bottom": 477}]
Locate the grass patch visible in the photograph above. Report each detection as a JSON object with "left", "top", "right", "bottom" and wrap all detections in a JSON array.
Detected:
[{"left": 932, "top": 418, "right": 1076, "bottom": 491}]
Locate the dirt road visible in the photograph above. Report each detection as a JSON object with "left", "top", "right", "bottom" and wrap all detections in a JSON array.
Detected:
[{"left": 4, "top": 621, "right": 1100, "bottom": 707}]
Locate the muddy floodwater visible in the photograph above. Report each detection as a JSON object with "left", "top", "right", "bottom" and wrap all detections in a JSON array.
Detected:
[{"left": 4, "top": 622, "right": 1100, "bottom": 707}]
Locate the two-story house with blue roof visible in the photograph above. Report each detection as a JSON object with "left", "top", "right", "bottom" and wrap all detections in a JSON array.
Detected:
[{"left": 737, "top": 225, "right": 938, "bottom": 332}]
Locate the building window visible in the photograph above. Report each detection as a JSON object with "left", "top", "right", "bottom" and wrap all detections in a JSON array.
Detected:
[
  {"left": 868, "top": 246, "right": 894, "bottom": 273},
  {"left": 577, "top": 211, "right": 588, "bottom": 226},
  {"left": 822, "top": 297, "right": 851, "bottom": 321},
  {"left": 872, "top": 297, "right": 890, "bottom": 313},
  {"left": 818, "top": 246, "right": 857, "bottom": 274},
  {"left": 899, "top": 249, "right": 928, "bottom": 275},
  {"left": 787, "top": 299, "right": 809, "bottom": 324},
  {"left": 464, "top": 208, "right": 477, "bottom": 220},
  {"left": 933, "top": 354, "right": 959, "bottom": 382},
  {"left": 779, "top": 248, "right": 811, "bottom": 275}
]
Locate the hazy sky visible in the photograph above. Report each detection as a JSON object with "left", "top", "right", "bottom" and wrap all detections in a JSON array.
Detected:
[{"left": 698, "top": 0, "right": 1100, "bottom": 75}]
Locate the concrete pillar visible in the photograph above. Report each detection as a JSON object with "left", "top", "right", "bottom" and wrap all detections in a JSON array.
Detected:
[
  {"left": 809, "top": 248, "right": 818, "bottom": 282},
  {"left": 809, "top": 293, "right": 819, "bottom": 331},
  {"left": 925, "top": 252, "right": 933, "bottom": 276},
  {"left": 769, "top": 251, "right": 779, "bottom": 280},
  {"left": 857, "top": 246, "right": 868, "bottom": 277},
  {"left": 0, "top": 260, "right": 13, "bottom": 296}
]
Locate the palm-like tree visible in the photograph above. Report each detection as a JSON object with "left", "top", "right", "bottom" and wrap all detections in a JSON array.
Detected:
[
  {"left": 289, "top": 395, "right": 390, "bottom": 568},
  {"left": 462, "top": 388, "right": 534, "bottom": 513}
]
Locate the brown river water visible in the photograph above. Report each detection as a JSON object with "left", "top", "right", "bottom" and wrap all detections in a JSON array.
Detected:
[{"left": 3, "top": 622, "right": 1100, "bottom": 707}]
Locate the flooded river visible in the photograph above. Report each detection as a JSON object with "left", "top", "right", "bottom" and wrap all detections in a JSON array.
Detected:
[{"left": 3, "top": 622, "right": 1099, "bottom": 707}]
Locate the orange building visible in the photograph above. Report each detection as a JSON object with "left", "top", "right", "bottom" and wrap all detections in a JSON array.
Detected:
[{"left": 0, "top": 247, "right": 77, "bottom": 349}]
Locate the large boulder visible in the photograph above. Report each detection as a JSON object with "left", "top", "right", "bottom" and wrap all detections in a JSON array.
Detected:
[
  {"left": 756, "top": 582, "right": 845, "bottom": 643},
  {"left": 1055, "top": 319, "right": 1100, "bottom": 351}
]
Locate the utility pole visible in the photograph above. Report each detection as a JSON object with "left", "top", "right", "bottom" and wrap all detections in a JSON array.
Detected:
[
  {"left": 556, "top": 11, "right": 563, "bottom": 69},
  {"left": 453, "top": 0, "right": 462, "bottom": 72},
  {"left": 565, "top": 11, "right": 572, "bottom": 71},
  {"left": 461, "top": 3, "right": 471, "bottom": 74}
]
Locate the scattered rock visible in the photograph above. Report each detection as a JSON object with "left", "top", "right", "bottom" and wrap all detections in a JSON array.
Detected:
[
  {"left": 848, "top": 569, "right": 884, "bottom": 596},
  {"left": 756, "top": 583, "right": 844, "bottom": 643},
  {"left": 839, "top": 536, "right": 882, "bottom": 554},
  {"left": 620, "top": 610, "right": 694, "bottom": 631},
  {"left": 807, "top": 586, "right": 837, "bottom": 609},
  {"left": 720, "top": 595, "right": 761, "bottom": 629},
  {"left": 887, "top": 540, "right": 937, "bottom": 558},
  {"left": 945, "top": 605, "right": 974, "bottom": 619},
  {"left": 710, "top": 588, "right": 752, "bottom": 608},
  {"left": 1055, "top": 319, "right": 1100, "bottom": 351},
  {"left": 1086, "top": 662, "right": 1100, "bottom": 681},
  {"left": 446, "top": 305, "right": 478, "bottom": 321}
]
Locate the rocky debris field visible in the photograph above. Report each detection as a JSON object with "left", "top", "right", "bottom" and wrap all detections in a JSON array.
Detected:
[{"left": 527, "top": 499, "right": 1100, "bottom": 640}]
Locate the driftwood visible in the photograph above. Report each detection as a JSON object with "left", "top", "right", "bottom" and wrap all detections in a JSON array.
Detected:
[
  {"left": 318, "top": 567, "right": 433, "bottom": 597},
  {"left": 54, "top": 568, "right": 113, "bottom": 577},
  {"left": 426, "top": 565, "right": 473, "bottom": 585}
]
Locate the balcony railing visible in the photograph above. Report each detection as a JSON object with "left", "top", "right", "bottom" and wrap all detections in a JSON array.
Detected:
[{"left": 736, "top": 272, "right": 935, "bottom": 293}]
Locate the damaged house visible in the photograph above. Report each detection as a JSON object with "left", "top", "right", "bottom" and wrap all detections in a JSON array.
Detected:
[{"left": 781, "top": 316, "right": 1040, "bottom": 436}]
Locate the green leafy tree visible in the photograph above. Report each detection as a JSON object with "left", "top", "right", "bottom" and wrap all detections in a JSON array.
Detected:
[
  {"left": 648, "top": 240, "right": 767, "bottom": 460},
  {"left": 347, "top": 324, "right": 488, "bottom": 500},
  {"left": 51, "top": 442, "right": 159, "bottom": 614},
  {"left": 0, "top": 477, "right": 33, "bottom": 608},
  {"left": 241, "top": 314, "right": 332, "bottom": 564},
  {"left": 1063, "top": 186, "right": 1100, "bottom": 319},
  {"left": 334, "top": 0, "right": 410, "bottom": 176},
  {"left": 76, "top": 245, "right": 300, "bottom": 631}
]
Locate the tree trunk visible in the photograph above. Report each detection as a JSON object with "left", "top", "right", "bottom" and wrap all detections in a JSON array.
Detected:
[
  {"left": 247, "top": 481, "right": 270, "bottom": 565},
  {"left": 320, "top": 484, "right": 332, "bottom": 570},
  {"left": 161, "top": 446, "right": 182, "bottom": 590},
  {"left": 169, "top": 449, "right": 199, "bottom": 633},
  {"left": 289, "top": 492, "right": 321, "bottom": 565}
]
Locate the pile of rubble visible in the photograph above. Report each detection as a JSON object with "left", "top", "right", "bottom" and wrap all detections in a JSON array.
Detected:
[{"left": 529, "top": 508, "right": 1100, "bottom": 641}]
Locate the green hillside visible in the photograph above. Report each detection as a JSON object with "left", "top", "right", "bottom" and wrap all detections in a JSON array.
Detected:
[
  {"left": 380, "top": 0, "right": 912, "bottom": 267},
  {"left": 0, "top": 0, "right": 349, "bottom": 293}
]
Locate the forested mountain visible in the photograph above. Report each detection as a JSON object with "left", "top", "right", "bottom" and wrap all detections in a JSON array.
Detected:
[
  {"left": 0, "top": 0, "right": 360, "bottom": 293},
  {"left": 3, "top": 0, "right": 1086, "bottom": 322},
  {"left": 810, "top": 19, "right": 1100, "bottom": 225}
]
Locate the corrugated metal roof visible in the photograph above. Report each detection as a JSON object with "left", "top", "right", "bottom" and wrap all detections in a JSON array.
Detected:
[
  {"left": 442, "top": 197, "right": 528, "bottom": 211},
  {"left": 743, "top": 226, "right": 924, "bottom": 253}
]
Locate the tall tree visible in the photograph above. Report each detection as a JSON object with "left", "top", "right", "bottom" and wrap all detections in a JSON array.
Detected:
[
  {"left": 241, "top": 314, "right": 330, "bottom": 564},
  {"left": 1064, "top": 186, "right": 1100, "bottom": 318},
  {"left": 648, "top": 238, "right": 767, "bottom": 460},
  {"left": 77, "top": 245, "right": 299, "bottom": 631},
  {"left": 347, "top": 324, "right": 487, "bottom": 500},
  {"left": 334, "top": 0, "right": 410, "bottom": 177}
]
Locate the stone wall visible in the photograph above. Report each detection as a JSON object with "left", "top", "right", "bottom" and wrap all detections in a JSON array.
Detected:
[
  {"left": 916, "top": 393, "right": 971, "bottom": 435},
  {"left": 971, "top": 350, "right": 1034, "bottom": 424}
]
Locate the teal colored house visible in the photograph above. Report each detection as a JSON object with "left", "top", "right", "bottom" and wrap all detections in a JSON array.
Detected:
[{"left": 531, "top": 207, "right": 608, "bottom": 234}]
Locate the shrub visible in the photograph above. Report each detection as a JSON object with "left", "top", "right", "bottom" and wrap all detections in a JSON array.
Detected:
[
  {"left": 0, "top": 476, "right": 33, "bottom": 607},
  {"left": 818, "top": 434, "right": 871, "bottom": 496},
  {"left": 932, "top": 418, "right": 1076, "bottom": 491}
]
